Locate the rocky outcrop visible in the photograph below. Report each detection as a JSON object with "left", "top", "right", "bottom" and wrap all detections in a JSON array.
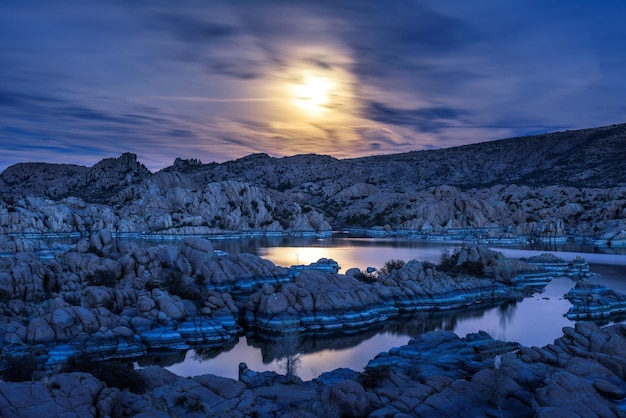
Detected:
[
  {"left": 0, "top": 178, "right": 332, "bottom": 234},
  {"left": 525, "top": 253, "right": 594, "bottom": 279},
  {"left": 0, "top": 234, "right": 248, "bottom": 368},
  {"left": 565, "top": 281, "right": 626, "bottom": 321},
  {"left": 361, "top": 322, "right": 626, "bottom": 417},
  {"left": 0, "top": 372, "right": 106, "bottom": 417},
  {"left": 2, "top": 125, "right": 626, "bottom": 240},
  {"left": 244, "top": 247, "right": 555, "bottom": 334},
  {"left": 244, "top": 270, "right": 398, "bottom": 333},
  {"left": 2, "top": 323, "right": 624, "bottom": 417}
]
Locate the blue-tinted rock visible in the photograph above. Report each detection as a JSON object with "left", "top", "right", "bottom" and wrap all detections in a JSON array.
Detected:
[{"left": 565, "top": 281, "right": 626, "bottom": 321}]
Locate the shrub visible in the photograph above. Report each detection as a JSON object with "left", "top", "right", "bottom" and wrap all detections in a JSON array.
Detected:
[
  {"left": 358, "top": 365, "right": 392, "bottom": 390},
  {"left": 61, "top": 355, "right": 145, "bottom": 393},
  {"left": 276, "top": 180, "right": 293, "bottom": 192},
  {"left": 87, "top": 269, "right": 117, "bottom": 287},
  {"left": 436, "top": 250, "right": 486, "bottom": 278},
  {"left": 194, "top": 273, "right": 207, "bottom": 288},
  {"left": 175, "top": 395, "right": 205, "bottom": 412},
  {"left": 354, "top": 271, "right": 377, "bottom": 284},
  {"left": 0, "top": 289, "right": 12, "bottom": 303},
  {"left": 87, "top": 245, "right": 105, "bottom": 257},
  {"left": 437, "top": 249, "right": 459, "bottom": 273},
  {"left": 379, "top": 259, "right": 406, "bottom": 275},
  {"left": 168, "top": 272, "right": 201, "bottom": 301},
  {"left": 277, "top": 331, "right": 302, "bottom": 384},
  {"left": 1, "top": 355, "right": 38, "bottom": 382},
  {"left": 460, "top": 260, "right": 485, "bottom": 277}
]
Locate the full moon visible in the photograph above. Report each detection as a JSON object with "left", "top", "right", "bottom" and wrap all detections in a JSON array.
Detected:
[{"left": 292, "top": 75, "right": 334, "bottom": 115}]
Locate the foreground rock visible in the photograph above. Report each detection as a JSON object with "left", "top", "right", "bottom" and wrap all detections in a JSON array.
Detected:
[
  {"left": 0, "top": 235, "right": 282, "bottom": 369},
  {"left": 1, "top": 323, "right": 624, "bottom": 417},
  {"left": 565, "top": 281, "right": 626, "bottom": 322},
  {"left": 362, "top": 322, "right": 626, "bottom": 417}
]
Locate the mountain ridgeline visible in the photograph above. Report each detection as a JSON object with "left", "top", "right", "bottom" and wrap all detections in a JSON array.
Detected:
[{"left": 0, "top": 123, "right": 625, "bottom": 242}]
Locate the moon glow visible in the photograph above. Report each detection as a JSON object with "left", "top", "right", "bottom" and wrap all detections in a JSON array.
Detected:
[{"left": 292, "top": 75, "right": 335, "bottom": 115}]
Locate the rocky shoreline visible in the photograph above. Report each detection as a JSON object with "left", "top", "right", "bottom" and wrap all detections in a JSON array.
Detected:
[
  {"left": 0, "top": 234, "right": 587, "bottom": 368},
  {"left": 0, "top": 323, "right": 624, "bottom": 417},
  {"left": 0, "top": 231, "right": 624, "bottom": 416},
  {"left": 2, "top": 151, "right": 626, "bottom": 249}
]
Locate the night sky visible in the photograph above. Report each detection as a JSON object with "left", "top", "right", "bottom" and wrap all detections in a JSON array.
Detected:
[{"left": 1, "top": 1, "right": 625, "bottom": 171}]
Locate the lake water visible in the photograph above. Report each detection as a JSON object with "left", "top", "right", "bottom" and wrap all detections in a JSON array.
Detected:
[{"left": 159, "top": 236, "right": 626, "bottom": 381}]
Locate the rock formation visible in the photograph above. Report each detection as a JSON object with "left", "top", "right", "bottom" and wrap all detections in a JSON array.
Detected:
[
  {"left": 361, "top": 322, "right": 626, "bottom": 417},
  {"left": 243, "top": 246, "right": 567, "bottom": 334},
  {"left": 0, "top": 123, "right": 624, "bottom": 415},
  {"left": 0, "top": 234, "right": 589, "bottom": 378},
  {"left": 1, "top": 123, "right": 625, "bottom": 242},
  {"left": 565, "top": 281, "right": 626, "bottom": 322},
  {"left": 1, "top": 323, "right": 624, "bottom": 417}
]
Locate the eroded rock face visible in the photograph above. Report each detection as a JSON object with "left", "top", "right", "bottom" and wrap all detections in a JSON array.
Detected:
[
  {"left": 244, "top": 248, "right": 556, "bottom": 334},
  {"left": 5, "top": 323, "right": 622, "bottom": 417},
  {"left": 0, "top": 372, "right": 106, "bottom": 417},
  {"left": 2, "top": 139, "right": 625, "bottom": 240},
  {"left": 565, "top": 281, "right": 626, "bottom": 321},
  {"left": 362, "top": 323, "right": 626, "bottom": 417},
  {"left": 245, "top": 270, "right": 397, "bottom": 333},
  {"left": 0, "top": 235, "right": 250, "bottom": 367}
]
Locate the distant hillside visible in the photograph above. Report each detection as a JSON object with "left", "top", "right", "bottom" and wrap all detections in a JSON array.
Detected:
[
  {"left": 169, "top": 122, "right": 626, "bottom": 192},
  {"left": 0, "top": 123, "right": 625, "bottom": 242},
  {"left": 1, "top": 123, "right": 624, "bottom": 202},
  {"left": 0, "top": 153, "right": 150, "bottom": 202}
]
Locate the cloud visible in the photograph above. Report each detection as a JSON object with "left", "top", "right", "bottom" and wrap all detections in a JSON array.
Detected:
[
  {"left": 155, "top": 12, "right": 239, "bottom": 43},
  {"left": 364, "top": 102, "right": 469, "bottom": 133}
]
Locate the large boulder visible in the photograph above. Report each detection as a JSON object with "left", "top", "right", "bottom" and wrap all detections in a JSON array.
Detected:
[
  {"left": 321, "top": 380, "right": 371, "bottom": 417},
  {"left": 179, "top": 237, "right": 216, "bottom": 275}
]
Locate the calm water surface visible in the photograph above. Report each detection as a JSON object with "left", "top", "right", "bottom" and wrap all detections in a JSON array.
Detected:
[{"left": 163, "top": 236, "right": 626, "bottom": 380}]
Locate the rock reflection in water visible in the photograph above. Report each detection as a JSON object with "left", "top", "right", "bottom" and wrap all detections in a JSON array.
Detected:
[
  {"left": 139, "top": 339, "right": 238, "bottom": 369},
  {"left": 245, "top": 304, "right": 509, "bottom": 363},
  {"left": 161, "top": 302, "right": 516, "bottom": 380}
]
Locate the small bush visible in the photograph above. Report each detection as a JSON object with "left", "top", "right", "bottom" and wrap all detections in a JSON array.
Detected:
[
  {"left": 61, "top": 355, "right": 145, "bottom": 393},
  {"left": 276, "top": 180, "right": 293, "bottom": 192},
  {"left": 0, "top": 289, "right": 12, "bottom": 303},
  {"left": 354, "top": 271, "right": 377, "bottom": 284},
  {"left": 194, "top": 273, "right": 207, "bottom": 288},
  {"left": 145, "top": 279, "right": 161, "bottom": 292},
  {"left": 358, "top": 365, "right": 392, "bottom": 390},
  {"left": 175, "top": 394, "right": 205, "bottom": 412},
  {"left": 436, "top": 250, "right": 485, "bottom": 277},
  {"left": 437, "top": 249, "right": 459, "bottom": 273},
  {"left": 165, "top": 271, "right": 202, "bottom": 304},
  {"left": 87, "top": 245, "right": 105, "bottom": 257},
  {"left": 379, "top": 259, "right": 405, "bottom": 275},
  {"left": 87, "top": 269, "right": 117, "bottom": 287},
  {"left": 460, "top": 260, "right": 485, "bottom": 277},
  {"left": 1, "top": 355, "right": 38, "bottom": 382}
]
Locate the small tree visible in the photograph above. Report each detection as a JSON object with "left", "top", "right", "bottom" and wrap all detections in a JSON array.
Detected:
[
  {"left": 86, "top": 269, "right": 117, "bottom": 287},
  {"left": 61, "top": 354, "right": 145, "bottom": 393},
  {"left": 1, "top": 355, "right": 38, "bottom": 382},
  {"left": 437, "top": 249, "right": 459, "bottom": 273},
  {"left": 277, "top": 330, "right": 302, "bottom": 384},
  {"left": 379, "top": 259, "right": 406, "bottom": 275}
]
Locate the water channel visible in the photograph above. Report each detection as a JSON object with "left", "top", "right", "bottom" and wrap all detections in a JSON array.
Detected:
[{"left": 151, "top": 235, "right": 626, "bottom": 381}]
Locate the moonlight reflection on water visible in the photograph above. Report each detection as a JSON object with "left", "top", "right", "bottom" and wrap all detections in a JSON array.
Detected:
[{"left": 160, "top": 237, "right": 626, "bottom": 380}]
